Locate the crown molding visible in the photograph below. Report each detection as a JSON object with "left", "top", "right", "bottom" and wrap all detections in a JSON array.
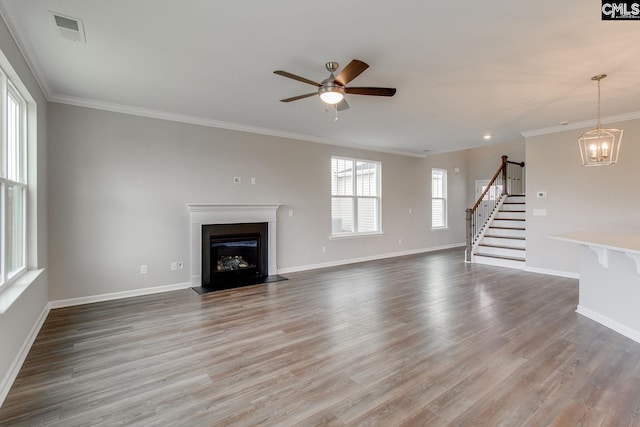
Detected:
[
  {"left": 1, "top": 4, "right": 424, "bottom": 159},
  {"left": 0, "top": 3, "right": 53, "bottom": 99},
  {"left": 49, "top": 93, "right": 427, "bottom": 158},
  {"left": 521, "top": 111, "right": 640, "bottom": 138}
]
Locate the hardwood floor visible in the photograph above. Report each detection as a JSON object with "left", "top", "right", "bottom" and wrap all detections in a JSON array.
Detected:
[{"left": 2, "top": 248, "right": 640, "bottom": 426}]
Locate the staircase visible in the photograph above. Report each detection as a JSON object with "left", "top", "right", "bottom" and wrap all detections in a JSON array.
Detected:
[
  {"left": 472, "top": 194, "right": 526, "bottom": 269},
  {"left": 465, "top": 155, "right": 526, "bottom": 270}
]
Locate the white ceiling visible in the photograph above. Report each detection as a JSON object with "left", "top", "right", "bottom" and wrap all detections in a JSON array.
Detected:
[{"left": 1, "top": 0, "right": 639, "bottom": 157}]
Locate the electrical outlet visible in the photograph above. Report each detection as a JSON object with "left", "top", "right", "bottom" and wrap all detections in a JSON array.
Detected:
[
  {"left": 140, "top": 264, "right": 147, "bottom": 274},
  {"left": 289, "top": 210, "right": 294, "bottom": 217},
  {"left": 398, "top": 238, "right": 403, "bottom": 245},
  {"left": 322, "top": 246, "right": 326, "bottom": 254},
  {"left": 233, "top": 176, "right": 241, "bottom": 184},
  {"left": 251, "top": 177, "right": 256, "bottom": 185},
  {"left": 170, "top": 262, "right": 177, "bottom": 271},
  {"left": 177, "top": 261, "right": 184, "bottom": 270}
]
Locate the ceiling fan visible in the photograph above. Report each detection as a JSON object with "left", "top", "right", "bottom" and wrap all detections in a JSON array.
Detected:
[{"left": 274, "top": 60, "right": 396, "bottom": 111}]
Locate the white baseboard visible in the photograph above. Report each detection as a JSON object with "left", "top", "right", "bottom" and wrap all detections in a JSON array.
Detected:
[
  {"left": 277, "top": 243, "right": 465, "bottom": 274},
  {"left": 576, "top": 305, "right": 640, "bottom": 344},
  {"left": 524, "top": 266, "right": 579, "bottom": 279},
  {"left": 48, "top": 282, "right": 193, "bottom": 309},
  {"left": 0, "top": 304, "right": 50, "bottom": 407}
]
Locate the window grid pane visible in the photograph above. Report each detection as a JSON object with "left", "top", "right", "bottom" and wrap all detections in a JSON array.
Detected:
[
  {"left": 356, "top": 161, "right": 378, "bottom": 197},
  {"left": 331, "top": 157, "right": 353, "bottom": 196},
  {"left": 432, "top": 199, "right": 445, "bottom": 228},
  {"left": 7, "top": 90, "right": 22, "bottom": 183},
  {"left": 7, "top": 184, "right": 25, "bottom": 277},
  {"left": 331, "top": 197, "right": 354, "bottom": 233},
  {"left": 357, "top": 197, "right": 378, "bottom": 232}
]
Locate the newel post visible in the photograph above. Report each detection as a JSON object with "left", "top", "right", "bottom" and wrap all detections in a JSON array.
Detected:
[
  {"left": 465, "top": 208, "right": 472, "bottom": 262},
  {"left": 501, "top": 155, "right": 508, "bottom": 196}
]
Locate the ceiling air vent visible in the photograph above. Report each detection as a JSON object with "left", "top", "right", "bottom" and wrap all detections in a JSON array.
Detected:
[{"left": 49, "top": 11, "right": 86, "bottom": 43}]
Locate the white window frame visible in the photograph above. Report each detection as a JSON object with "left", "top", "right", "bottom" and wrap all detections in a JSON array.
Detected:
[
  {"left": 0, "top": 64, "right": 28, "bottom": 292},
  {"left": 431, "top": 168, "right": 447, "bottom": 230},
  {"left": 330, "top": 156, "right": 382, "bottom": 237}
]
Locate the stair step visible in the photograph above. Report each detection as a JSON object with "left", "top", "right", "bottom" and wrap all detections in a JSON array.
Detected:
[
  {"left": 483, "top": 234, "right": 525, "bottom": 240},
  {"left": 475, "top": 244, "right": 526, "bottom": 258},
  {"left": 495, "top": 211, "right": 525, "bottom": 220},
  {"left": 480, "top": 236, "right": 526, "bottom": 249},
  {"left": 478, "top": 244, "right": 525, "bottom": 251},
  {"left": 474, "top": 252, "right": 526, "bottom": 262},
  {"left": 486, "top": 227, "right": 525, "bottom": 238},
  {"left": 505, "top": 196, "right": 525, "bottom": 203},
  {"left": 473, "top": 254, "right": 526, "bottom": 270}
]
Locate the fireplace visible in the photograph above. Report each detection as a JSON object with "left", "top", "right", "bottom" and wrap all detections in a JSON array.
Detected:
[
  {"left": 186, "top": 203, "right": 285, "bottom": 293},
  {"left": 201, "top": 222, "right": 268, "bottom": 290}
]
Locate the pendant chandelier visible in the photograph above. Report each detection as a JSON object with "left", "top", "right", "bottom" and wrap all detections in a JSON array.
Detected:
[{"left": 578, "top": 74, "right": 623, "bottom": 166}]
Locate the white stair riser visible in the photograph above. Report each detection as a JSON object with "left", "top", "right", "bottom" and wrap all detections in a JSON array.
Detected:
[
  {"left": 506, "top": 196, "right": 525, "bottom": 203},
  {"left": 501, "top": 203, "right": 525, "bottom": 212},
  {"left": 492, "top": 219, "right": 526, "bottom": 228},
  {"left": 487, "top": 227, "right": 525, "bottom": 238},
  {"left": 495, "top": 211, "right": 525, "bottom": 220},
  {"left": 475, "top": 246, "right": 526, "bottom": 258},
  {"left": 481, "top": 236, "right": 526, "bottom": 248},
  {"left": 473, "top": 255, "right": 525, "bottom": 270}
]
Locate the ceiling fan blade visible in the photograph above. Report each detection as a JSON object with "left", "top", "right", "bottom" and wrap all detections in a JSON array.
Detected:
[
  {"left": 335, "top": 60, "right": 369, "bottom": 86},
  {"left": 274, "top": 70, "right": 321, "bottom": 87},
  {"left": 337, "top": 99, "right": 350, "bottom": 111},
  {"left": 345, "top": 87, "right": 396, "bottom": 97},
  {"left": 280, "top": 92, "right": 317, "bottom": 102}
]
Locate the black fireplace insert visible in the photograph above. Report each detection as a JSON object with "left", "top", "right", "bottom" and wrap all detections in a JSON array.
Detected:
[{"left": 201, "top": 222, "right": 268, "bottom": 290}]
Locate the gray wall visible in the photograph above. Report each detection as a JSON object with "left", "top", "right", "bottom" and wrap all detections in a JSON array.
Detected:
[
  {"left": 48, "top": 103, "right": 468, "bottom": 301},
  {"left": 0, "top": 15, "right": 48, "bottom": 400},
  {"left": 525, "top": 117, "right": 640, "bottom": 274},
  {"left": 464, "top": 139, "right": 526, "bottom": 207}
]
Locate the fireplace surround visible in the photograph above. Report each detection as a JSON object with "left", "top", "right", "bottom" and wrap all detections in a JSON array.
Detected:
[{"left": 186, "top": 204, "right": 281, "bottom": 288}]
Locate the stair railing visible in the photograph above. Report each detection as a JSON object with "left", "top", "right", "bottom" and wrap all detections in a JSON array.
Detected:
[{"left": 465, "top": 155, "right": 525, "bottom": 262}]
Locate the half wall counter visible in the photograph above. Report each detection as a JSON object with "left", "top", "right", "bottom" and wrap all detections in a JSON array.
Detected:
[{"left": 550, "top": 231, "right": 640, "bottom": 344}]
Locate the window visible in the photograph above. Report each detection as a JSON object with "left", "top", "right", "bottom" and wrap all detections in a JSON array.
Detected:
[
  {"left": 331, "top": 156, "right": 381, "bottom": 235},
  {"left": 0, "top": 67, "right": 28, "bottom": 292},
  {"left": 432, "top": 168, "right": 447, "bottom": 229}
]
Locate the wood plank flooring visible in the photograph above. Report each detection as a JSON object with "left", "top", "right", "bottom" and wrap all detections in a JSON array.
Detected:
[{"left": 2, "top": 248, "right": 640, "bottom": 426}]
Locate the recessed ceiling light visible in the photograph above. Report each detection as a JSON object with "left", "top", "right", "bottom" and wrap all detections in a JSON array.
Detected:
[{"left": 483, "top": 134, "right": 492, "bottom": 140}]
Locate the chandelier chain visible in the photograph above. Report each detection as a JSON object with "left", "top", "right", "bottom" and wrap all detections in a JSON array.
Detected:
[{"left": 597, "top": 78, "right": 601, "bottom": 130}]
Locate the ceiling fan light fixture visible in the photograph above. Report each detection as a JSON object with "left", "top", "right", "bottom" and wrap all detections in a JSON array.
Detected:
[{"left": 319, "top": 86, "right": 345, "bottom": 104}]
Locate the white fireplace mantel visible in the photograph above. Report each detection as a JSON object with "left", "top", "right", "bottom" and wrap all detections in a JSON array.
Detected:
[{"left": 186, "top": 203, "right": 281, "bottom": 285}]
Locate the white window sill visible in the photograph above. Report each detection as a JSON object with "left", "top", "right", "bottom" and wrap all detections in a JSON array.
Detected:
[
  {"left": 0, "top": 269, "right": 44, "bottom": 314},
  {"left": 329, "top": 232, "right": 384, "bottom": 240},
  {"left": 431, "top": 227, "right": 449, "bottom": 231}
]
